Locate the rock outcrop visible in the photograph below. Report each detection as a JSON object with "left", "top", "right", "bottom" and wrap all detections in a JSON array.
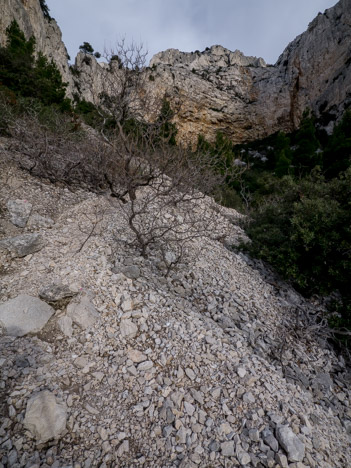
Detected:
[
  {"left": 0, "top": 0, "right": 350, "bottom": 144},
  {"left": 145, "top": 0, "right": 351, "bottom": 145},
  {"left": 0, "top": 294, "right": 54, "bottom": 336}
]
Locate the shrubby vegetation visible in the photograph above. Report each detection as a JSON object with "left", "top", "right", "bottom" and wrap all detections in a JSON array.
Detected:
[
  {"left": 39, "top": 0, "right": 52, "bottom": 20},
  {"left": 197, "top": 111, "right": 351, "bottom": 348},
  {"left": 0, "top": 27, "right": 229, "bottom": 272},
  {"left": 0, "top": 20, "right": 70, "bottom": 110},
  {"left": 1, "top": 20, "right": 350, "bottom": 347}
]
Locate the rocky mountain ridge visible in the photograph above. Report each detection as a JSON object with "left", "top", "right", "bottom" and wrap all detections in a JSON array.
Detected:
[
  {"left": 146, "top": 0, "right": 351, "bottom": 144},
  {"left": 1, "top": 0, "right": 351, "bottom": 145}
]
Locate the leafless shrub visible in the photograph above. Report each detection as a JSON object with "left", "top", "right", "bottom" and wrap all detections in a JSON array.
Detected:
[
  {"left": 0, "top": 40, "right": 244, "bottom": 272},
  {"left": 75, "top": 202, "right": 108, "bottom": 255},
  {"left": 269, "top": 303, "right": 335, "bottom": 376}
]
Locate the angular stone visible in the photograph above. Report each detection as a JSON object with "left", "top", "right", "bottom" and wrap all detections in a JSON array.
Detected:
[
  {"left": 184, "top": 401, "right": 195, "bottom": 416},
  {"left": 242, "top": 392, "right": 255, "bottom": 404},
  {"left": 209, "top": 440, "right": 220, "bottom": 452},
  {"left": 7, "top": 199, "right": 32, "bottom": 227},
  {"left": 74, "top": 356, "right": 89, "bottom": 369},
  {"left": 127, "top": 349, "right": 147, "bottom": 363},
  {"left": 221, "top": 441, "right": 235, "bottom": 457},
  {"left": 116, "top": 439, "right": 129, "bottom": 456},
  {"left": 276, "top": 425, "right": 305, "bottom": 462},
  {"left": 120, "top": 319, "right": 138, "bottom": 338},
  {"left": 39, "top": 283, "right": 77, "bottom": 303},
  {"left": 185, "top": 368, "right": 196, "bottom": 380},
  {"left": 137, "top": 360, "right": 154, "bottom": 371},
  {"left": 121, "top": 265, "right": 140, "bottom": 280},
  {"left": 262, "top": 428, "right": 279, "bottom": 452},
  {"left": 67, "top": 296, "right": 99, "bottom": 330},
  {"left": 248, "top": 428, "right": 260, "bottom": 442},
  {"left": 28, "top": 213, "right": 54, "bottom": 228},
  {"left": 0, "top": 295, "right": 54, "bottom": 337},
  {"left": 176, "top": 426, "right": 188, "bottom": 444},
  {"left": 24, "top": 391, "right": 67, "bottom": 443},
  {"left": 275, "top": 453, "right": 289, "bottom": 468},
  {"left": 57, "top": 316, "right": 73, "bottom": 337},
  {"left": 0, "top": 233, "right": 43, "bottom": 257},
  {"left": 237, "top": 450, "right": 251, "bottom": 465},
  {"left": 162, "top": 425, "right": 173, "bottom": 437}
]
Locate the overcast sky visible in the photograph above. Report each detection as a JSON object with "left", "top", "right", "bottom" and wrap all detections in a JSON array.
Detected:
[{"left": 45, "top": 0, "right": 338, "bottom": 65}]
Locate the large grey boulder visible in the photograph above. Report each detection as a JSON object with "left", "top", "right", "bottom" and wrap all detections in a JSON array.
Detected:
[
  {"left": 0, "top": 233, "right": 44, "bottom": 257},
  {"left": 7, "top": 199, "right": 32, "bottom": 227},
  {"left": 24, "top": 391, "right": 67, "bottom": 443},
  {"left": 276, "top": 425, "right": 305, "bottom": 462},
  {"left": 0, "top": 295, "right": 54, "bottom": 337},
  {"left": 66, "top": 296, "right": 99, "bottom": 329}
]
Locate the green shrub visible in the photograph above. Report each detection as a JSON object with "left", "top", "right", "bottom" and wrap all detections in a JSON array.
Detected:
[
  {"left": 243, "top": 170, "right": 351, "bottom": 294},
  {"left": 291, "top": 110, "right": 321, "bottom": 175},
  {"left": 241, "top": 169, "right": 351, "bottom": 345},
  {"left": 79, "top": 42, "right": 94, "bottom": 54},
  {"left": 39, "top": 0, "right": 52, "bottom": 20},
  {"left": 0, "top": 21, "right": 70, "bottom": 110},
  {"left": 323, "top": 110, "right": 351, "bottom": 179}
]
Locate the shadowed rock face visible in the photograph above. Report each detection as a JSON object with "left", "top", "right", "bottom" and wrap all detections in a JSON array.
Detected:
[{"left": 1, "top": 0, "right": 350, "bottom": 145}]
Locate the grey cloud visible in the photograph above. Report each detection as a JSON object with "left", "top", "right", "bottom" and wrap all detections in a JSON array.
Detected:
[{"left": 46, "top": 0, "right": 337, "bottom": 65}]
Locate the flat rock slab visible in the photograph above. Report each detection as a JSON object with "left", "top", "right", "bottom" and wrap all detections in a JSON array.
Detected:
[
  {"left": 39, "top": 283, "right": 77, "bottom": 303},
  {"left": 0, "top": 294, "right": 54, "bottom": 337},
  {"left": 7, "top": 199, "right": 32, "bottom": 227},
  {"left": 120, "top": 319, "right": 138, "bottom": 338},
  {"left": 276, "top": 425, "right": 305, "bottom": 462},
  {"left": 57, "top": 315, "right": 73, "bottom": 337},
  {"left": 0, "top": 233, "right": 43, "bottom": 257},
  {"left": 121, "top": 265, "right": 140, "bottom": 280},
  {"left": 67, "top": 296, "right": 99, "bottom": 329},
  {"left": 24, "top": 390, "right": 67, "bottom": 443}
]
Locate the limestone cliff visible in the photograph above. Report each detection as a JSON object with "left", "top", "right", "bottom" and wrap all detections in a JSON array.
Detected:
[
  {"left": 145, "top": 0, "right": 351, "bottom": 145},
  {"left": 1, "top": 0, "right": 350, "bottom": 145}
]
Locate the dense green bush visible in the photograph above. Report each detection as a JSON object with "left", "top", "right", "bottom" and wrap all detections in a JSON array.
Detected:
[
  {"left": 243, "top": 170, "right": 351, "bottom": 294},
  {"left": 79, "top": 42, "right": 94, "bottom": 54},
  {"left": 195, "top": 110, "right": 351, "bottom": 348},
  {"left": 0, "top": 21, "right": 70, "bottom": 110},
  {"left": 241, "top": 168, "right": 351, "bottom": 344},
  {"left": 323, "top": 110, "right": 351, "bottom": 179},
  {"left": 291, "top": 110, "right": 321, "bottom": 175}
]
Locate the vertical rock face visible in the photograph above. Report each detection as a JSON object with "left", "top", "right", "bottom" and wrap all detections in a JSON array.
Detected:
[
  {"left": 0, "top": 0, "right": 74, "bottom": 94},
  {"left": 146, "top": 0, "right": 351, "bottom": 145},
  {"left": 269, "top": 0, "right": 351, "bottom": 132}
]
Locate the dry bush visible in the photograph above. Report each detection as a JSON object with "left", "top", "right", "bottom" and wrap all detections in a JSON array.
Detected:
[{"left": 0, "top": 40, "right": 243, "bottom": 271}]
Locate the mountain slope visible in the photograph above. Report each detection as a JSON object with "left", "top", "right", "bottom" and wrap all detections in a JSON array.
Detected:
[{"left": 0, "top": 139, "right": 350, "bottom": 467}]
